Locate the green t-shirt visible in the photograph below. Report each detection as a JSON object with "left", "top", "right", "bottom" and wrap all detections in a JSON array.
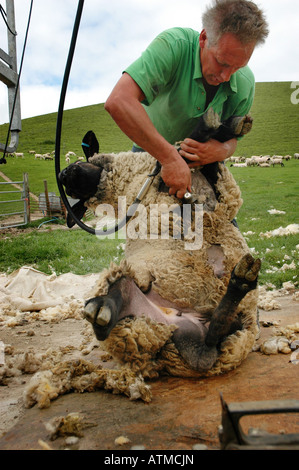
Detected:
[{"left": 124, "top": 27, "right": 255, "bottom": 146}]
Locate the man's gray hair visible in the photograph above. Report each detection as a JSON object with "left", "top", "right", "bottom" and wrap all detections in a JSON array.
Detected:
[{"left": 202, "top": 0, "right": 269, "bottom": 46}]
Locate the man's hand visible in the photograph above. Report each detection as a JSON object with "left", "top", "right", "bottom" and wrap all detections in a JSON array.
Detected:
[
  {"left": 179, "top": 137, "right": 237, "bottom": 166},
  {"left": 160, "top": 153, "right": 192, "bottom": 199}
]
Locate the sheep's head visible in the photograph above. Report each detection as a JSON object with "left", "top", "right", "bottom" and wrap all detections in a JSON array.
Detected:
[{"left": 59, "top": 161, "right": 103, "bottom": 201}]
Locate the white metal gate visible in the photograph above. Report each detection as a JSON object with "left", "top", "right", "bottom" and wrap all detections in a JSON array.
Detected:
[{"left": 0, "top": 172, "right": 30, "bottom": 228}]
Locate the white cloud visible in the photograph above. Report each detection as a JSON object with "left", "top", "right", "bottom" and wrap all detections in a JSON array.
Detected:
[{"left": 0, "top": 0, "right": 298, "bottom": 124}]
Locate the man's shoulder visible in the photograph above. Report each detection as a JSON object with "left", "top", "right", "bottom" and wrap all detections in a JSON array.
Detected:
[
  {"left": 236, "top": 65, "right": 255, "bottom": 87},
  {"left": 157, "top": 27, "right": 199, "bottom": 44}
]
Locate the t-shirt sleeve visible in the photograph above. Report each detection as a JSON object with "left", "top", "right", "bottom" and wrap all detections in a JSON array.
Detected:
[{"left": 124, "top": 30, "right": 179, "bottom": 106}]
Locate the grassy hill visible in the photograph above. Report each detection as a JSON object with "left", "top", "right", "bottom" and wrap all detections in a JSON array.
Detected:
[
  {"left": 236, "top": 81, "right": 299, "bottom": 157},
  {"left": 0, "top": 81, "right": 298, "bottom": 195},
  {"left": 0, "top": 81, "right": 298, "bottom": 287}
]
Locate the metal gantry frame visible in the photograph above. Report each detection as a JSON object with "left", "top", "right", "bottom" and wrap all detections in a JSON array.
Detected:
[{"left": 0, "top": 0, "right": 21, "bottom": 153}]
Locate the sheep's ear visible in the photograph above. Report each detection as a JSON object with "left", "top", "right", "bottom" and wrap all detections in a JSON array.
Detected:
[
  {"left": 66, "top": 201, "right": 87, "bottom": 228},
  {"left": 81, "top": 131, "right": 99, "bottom": 160}
]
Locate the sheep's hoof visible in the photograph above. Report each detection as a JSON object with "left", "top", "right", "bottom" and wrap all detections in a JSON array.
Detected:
[
  {"left": 83, "top": 290, "right": 124, "bottom": 341},
  {"left": 230, "top": 253, "right": 261, "bottom": 293},
  {"left": 234, "top": 253, "right": 261, "bottom": 281},
  {"left": 83, "top": 300, "right": 111, "bottom": 326},
  {"left": 230, "top": 115, "right": 253, "bottom": 136},
  {"left": 96, "top": 306, "right": 112, "bottom": 326}
]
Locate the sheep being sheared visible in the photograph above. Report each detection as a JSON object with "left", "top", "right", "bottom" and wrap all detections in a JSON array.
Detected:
[{"left": 59, "top": 109, "right": 260, "bottom": 381}]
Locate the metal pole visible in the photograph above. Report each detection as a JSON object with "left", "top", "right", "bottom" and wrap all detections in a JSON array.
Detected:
[{"left": 0, "top": 0, "right": 21, "bottom": 153}]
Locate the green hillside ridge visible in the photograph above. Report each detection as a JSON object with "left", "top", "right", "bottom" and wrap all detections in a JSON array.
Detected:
[
  {"left": 236, "top": 81, "right": 299, "bottom": 157},
  {"left": 0, "top": 81, "right": 298, "bottom": 196},
  {"left": 0, "top": 81, "right": 298, "bottom": 288}
]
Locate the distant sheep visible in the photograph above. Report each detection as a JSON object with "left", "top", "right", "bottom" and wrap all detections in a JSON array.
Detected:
[
  {"left": 246, "top": 157, "right": 258, "bottom": 166},
  {"left": 271, "top": 157, "right": 284, "bottom": 167},
  {"left": 228, "top": 154, "right": 294, "bottom": 168},
  {"left": 231, "top": 162, "right": 247, "bottom": 167},
  {"left": 65, "top": 151, "right": 76, "bottom": 159},
  {"left": 258, "top": 162, "right": 270, "bottom": 168},
  {"left": 257, "top": 156, "right": 271, "bottom": 164}
]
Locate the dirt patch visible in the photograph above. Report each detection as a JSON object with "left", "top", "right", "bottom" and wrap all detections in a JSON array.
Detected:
[{"left": 0, "top": 289, "right": 298, "bottom": 450}]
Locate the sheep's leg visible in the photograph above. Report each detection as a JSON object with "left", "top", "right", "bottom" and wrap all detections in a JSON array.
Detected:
[
  {"left": 187, "top": 107, "right": 222, "bottom": 143},
  {"left": 83, "top": 254, "right": 260, "bottom": 372},
  {"left": 84, "top": 278, "right": 216, "bottom": 371},
  {"left": 205, "top": 253, "right": 261, "bottom": 348},
  {"left": 215, "top": 115, "right": 253, "bottom": 142},
  {"left": 172, "top": 254, "right": 260, "bottom": 371},
  {"left": 83, "top": 277, "right": 184, "bottom": 341}
]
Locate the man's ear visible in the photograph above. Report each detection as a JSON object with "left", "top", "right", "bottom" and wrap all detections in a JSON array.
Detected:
[{"left": 199, "top": 29, "right": 208, "bottom": 48}]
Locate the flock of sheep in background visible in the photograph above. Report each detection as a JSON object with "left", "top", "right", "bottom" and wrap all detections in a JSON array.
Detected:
[
  {"left": 228, "top": 153, "right": 299, "bottom": 167},
  {"left": 7, "top": 150, "right": 299, "bottom": 168},
  {"left": 7, "top": 150, "right": 86, "bottom": 162}
]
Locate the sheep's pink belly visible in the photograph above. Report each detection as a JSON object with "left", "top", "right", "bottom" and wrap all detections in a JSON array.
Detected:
[{"left": 119, "top": 279, "right": 209, "bottom": 329}]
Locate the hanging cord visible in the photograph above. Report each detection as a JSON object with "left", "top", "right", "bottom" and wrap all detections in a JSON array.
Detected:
[
  {"left": 54, "top": 0, "right": 98, "bottom": 234},
  {"left": 55, "top": 0, "right": 158, "bottom": 236},
  {"left": 0, "top": 0, "right": 33, "bottom": 164},
  {"left": 0, "top": 4, "right": 17, "bottom": 35}
]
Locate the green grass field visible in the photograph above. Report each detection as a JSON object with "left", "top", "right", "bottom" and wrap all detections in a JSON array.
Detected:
[{"left": 0, "top": 81, "right": 298, "bottom": 288}]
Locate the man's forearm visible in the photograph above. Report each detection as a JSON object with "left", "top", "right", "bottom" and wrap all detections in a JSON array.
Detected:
[
  {"left": 105, "top": 93, "right": 176, "bottom": 164},
  {"left": 223, "top": 138, "right": 238, "bottom": 160},
  {"left": 104, "top": 74, "right": 192, "bottom": 197}
]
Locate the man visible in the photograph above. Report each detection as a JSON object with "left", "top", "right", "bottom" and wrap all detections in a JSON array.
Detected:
[{"left": 104, "top": 0, "right": 269, "bottom": 199}]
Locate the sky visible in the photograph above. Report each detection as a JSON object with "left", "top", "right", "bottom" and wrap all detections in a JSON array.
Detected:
[{"left": 0, "top": 0, "right": 298, "bottom": 124}]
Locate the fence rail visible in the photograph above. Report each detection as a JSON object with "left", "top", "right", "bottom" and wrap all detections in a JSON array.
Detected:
[
  {"left": 0, "top": 174, "right": 66, "bottom": 229},
  {"left": 0, "top": 173, "right": 30, "bottom": 228}
]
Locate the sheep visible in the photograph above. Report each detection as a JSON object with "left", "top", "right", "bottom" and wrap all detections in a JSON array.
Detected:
[
  {"left": 246, "top": 157, "right": 258, "bottom": 166},
  {"left": 28, "top": 150, "right": 36, "bottom": 155},
  {"left": 228, "top": 156, "right": 245, "bottom": 163},
  {"left": 65, "top": 151, "right": 76, "bottom": 159},
  {"left": 58, "top": 110, "right": 261, "bottom": 398},
  {"left": 230, "top": 162, "right": 247, "bottom": 167},
  {"left": 270, "top": 157, "right": 284, "bottom": 167},
  {"left": 256, "top": 156, "right": 271, "bottom": 164},
  {"left": 258, "top": 162, "right": 270, "bottom": 167},
  {"left": 65, "top": 156, "right": 71, "bottom": 164},
  {"left": 294, "top": 153, "right": 299, "bottom": 159},
  {"left": 34, "top": 153, "right": 43, "bottom": 159},
  {"left": 14, "top": 152, "right": 24, "bottom": 158}
]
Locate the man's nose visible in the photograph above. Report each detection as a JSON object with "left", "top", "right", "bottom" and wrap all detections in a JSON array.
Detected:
[{"left": 220, "top": 68, "right": 233, "bottom": 82}]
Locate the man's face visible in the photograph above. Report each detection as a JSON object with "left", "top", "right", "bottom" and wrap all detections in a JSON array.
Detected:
[{"left": 199, "top": 30, "right": 256, "bottom": 86}]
